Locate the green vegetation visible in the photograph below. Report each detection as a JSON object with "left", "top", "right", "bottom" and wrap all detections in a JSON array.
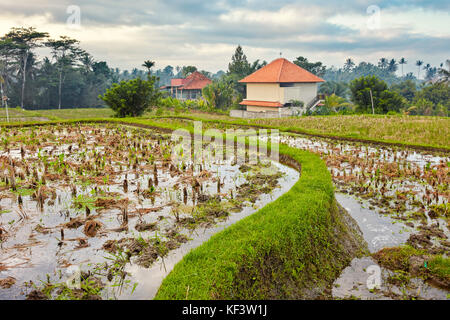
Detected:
[
  {"left": 137, "top": 113, "right": 450, "bottom": 151},
  {"left": 34, "top": 107, "right": 114, "bottom": 119},
  {"left": 293, "top": 56, "right": 326, "bottom": 77},
  {"left": 155, "top": 142, "right": 366, "bottom": 299},
  {"left": 1, "top": 27, "right": 449, "bottom": 119},
  {"left": 0, "top": 117, "right": 367, "bottom": 300},
  {"left": 99, "top": 76, "right": 161, "bottom": 117},
  {"left": 1, "top": 111, "right": 449, "bottom": 150},
  {"left": 202, "top": 78, "right": 240, "bottom": 110},
  {"left": 373, "top": 245, "right": 450, "bottom": 290},
  {"left": 349, "top": 75, "right": 405, "bottom": 114}
]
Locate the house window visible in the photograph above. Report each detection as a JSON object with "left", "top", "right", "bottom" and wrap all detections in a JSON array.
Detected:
[{"left": 280, "top": 83, "right": 295, "bottom": 87}]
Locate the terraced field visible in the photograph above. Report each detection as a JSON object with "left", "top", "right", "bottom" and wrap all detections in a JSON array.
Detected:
[{"left": 0, "top": 113, "right": 448, "bottom": 300}]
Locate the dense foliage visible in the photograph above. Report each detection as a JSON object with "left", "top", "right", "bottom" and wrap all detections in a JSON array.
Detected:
[
  {"left": 0, "top": 26, "right": 448, "bottom": 116},
  {"left": 99, "top": 76, "right": 161, "bottom": 117},
  {"left": 349, "top": 76, "right": 405, "bottom": 114}
]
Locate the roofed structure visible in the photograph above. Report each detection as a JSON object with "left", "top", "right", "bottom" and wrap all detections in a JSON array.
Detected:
[
  {"left": 237, "top": 58, "right": 325, "bottom": 115},
  {"left": 239, "top": 58, "right": 324, "bottom": 83},
  {"left": 161, "top": 71, "right": 212, "bottom": 100}
]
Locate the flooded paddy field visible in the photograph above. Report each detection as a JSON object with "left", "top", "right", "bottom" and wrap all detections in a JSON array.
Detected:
[
  {"left": 140, "top": 118, "right": 450, "bottom": 299},
  {"left": 277, "top": 133, "right": 449, "bottom": 299},
  {"left": 0, "top": 123, "right": 298, "bottom": 300}
]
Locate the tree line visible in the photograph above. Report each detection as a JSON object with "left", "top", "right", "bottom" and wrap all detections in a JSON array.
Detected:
[
  {"left": 1, "top": 27, "right": 448, "bottom": 116},
  {"left": 0, "top": 27, "right": 223, "bottom": 110}
]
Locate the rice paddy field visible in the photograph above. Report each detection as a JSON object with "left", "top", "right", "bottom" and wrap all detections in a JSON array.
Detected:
[
  {"left": 2, "top": 108, "right": 448, "bottom": 149},
  {"left": 171, "top": 113, "right": 450, "bottom": 150},
  {"left": 0, "top": 109, "right": 449, "bottom": 300},
  {"left": 0, "top": 122, "right": 295, "bottom": 299}
]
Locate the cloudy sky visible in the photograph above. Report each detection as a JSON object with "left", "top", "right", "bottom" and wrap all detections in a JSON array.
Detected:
[{"left": 1, "top": 0, "right": 449, "bottom": 74}]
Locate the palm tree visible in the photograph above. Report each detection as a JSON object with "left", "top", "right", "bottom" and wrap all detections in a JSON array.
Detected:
[
  {"left": 324, "top": 94, "right": 351, "bottom": 113},
  {"left": 416, "top": 60, "right": 423, "bottom": 79},
  {"left": 343, "top": 58, "right": 355, "bottom": 72},
  {"left": 142, "top": 60, "right": 155, "bottom": 74},
  {"left": 388, "top": 59, "right": 398, "bottom": 73},
  {"left": 80, "top": 51, "right": 94, "bottom": 75},
  {"left": 399, "top": 58, "right": 407, "bottom": 77},
  {"left": 437, "top": 59, "right": 450, "bottom": 83},
  {"left": 378, "top": 58, "right": 388, "bottom": 70}
]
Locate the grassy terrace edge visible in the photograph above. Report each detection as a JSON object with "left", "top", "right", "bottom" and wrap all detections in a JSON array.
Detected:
[
  {"left": 1, "top": 111, "right": 449, "bottom": 152},
  {"left": 2, "top": 118, "right": 367, "bottom": 299},
  {"left": 145, "top": 114, "right": 450, "bottom": 153},
  {"left": 154, "top": 146, "right": 366, "bottom": 299}
]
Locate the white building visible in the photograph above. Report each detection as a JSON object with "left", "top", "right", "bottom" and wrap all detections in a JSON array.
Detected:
[{"left": 233, "top": 58, "right": 325, "bottom": 118}]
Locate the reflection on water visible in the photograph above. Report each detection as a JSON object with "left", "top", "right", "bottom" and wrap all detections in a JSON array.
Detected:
[{"left": 120, "top": 161, "right": 299, "bottom": 299}]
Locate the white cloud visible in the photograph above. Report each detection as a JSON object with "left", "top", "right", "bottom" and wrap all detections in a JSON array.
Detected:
[
  {"left": 0, "top": 1, "right": 448, "bottom": 73},
  {"left": 328, "top": 7, "right": 450, "bottom": 38}
]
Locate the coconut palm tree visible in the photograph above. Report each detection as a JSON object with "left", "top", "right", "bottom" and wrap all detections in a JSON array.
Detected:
[
  {"left": 416, "top": 60, "right": 423, "bottom": 79},
  {"left": 344, "top": 58, "right": 355, "bottom": 72},
  {"left": 142, "top": 60, "right": 155, "bottom": 74},
  {"left": 378, "top": 58, "right": 388, "bottom": 70},
  {"left": 399, "top": 57, "right": 407, "bottom": 77},
  {"left": 437, "top": 59, "right": 450, "bottom": 83},
  {"left": 388, "top": 59, "right": 398, "bottom": 73}
]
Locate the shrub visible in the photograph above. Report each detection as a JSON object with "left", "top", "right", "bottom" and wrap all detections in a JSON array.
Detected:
[
  {"left": 202, "top": 78, "right": 238, "bottom": 110},
  {"left": 99, "top": 76, "right": 161, "bottom": 117},
  {"left": 349, "top": 75, "right": 405, "bottom": 114}
]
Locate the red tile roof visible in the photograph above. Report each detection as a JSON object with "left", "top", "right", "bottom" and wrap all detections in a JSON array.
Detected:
[
  {"left": 239, "top": 100, "right": 283, "bottom": 107},
  {"left": 180, "top": 71, "right": 212, "bottom": 90},
  {"left": 170, "top": 78, "right": 186, "bottom": 87},
  {"left": 239, "top": 58, "right": 324, "bottom": 83}
]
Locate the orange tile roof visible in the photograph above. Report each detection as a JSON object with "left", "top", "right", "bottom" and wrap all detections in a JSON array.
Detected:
[
  {"left": 239, "top": 58, "right": 324, "bottom": 83},
  {"left": 239, "top": 100, "right": 283, "bottom": 107},
  {"left": 180, "top": 71, "right": 212, "bottom": 90},
  {"left": 170, "top": 78, "right": 186, "bottom": 86}
]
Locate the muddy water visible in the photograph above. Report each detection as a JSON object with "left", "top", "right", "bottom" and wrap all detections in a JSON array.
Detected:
[
  {"left": 273, "top": 132, "right": 449, "bottom": 300},
  {"left": 332, "top": 256, "right": 449, "bottom": 300},
  {"left": 335, "top": 193, "right": 411, "bottom": 253},
  {"left": 0, "top": 124, "right": 299, "bottom": 300},
  {"left": 119, "top": 161, "right": 298, "bottom": 300}
]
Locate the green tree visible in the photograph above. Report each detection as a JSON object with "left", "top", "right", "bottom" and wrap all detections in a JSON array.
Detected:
[
  {"left": 319, "top": 81, "right": 349, "bottom": 97},
  {"left": 390, "top": 80, "right": 417, "bottom": 102},
  {"left": 3, "top": 27, "right": 49, "bottom": 109},
  {"left": 202, "top": 76, "right": 238, "bottom": 110},
  {"left": 249, "top": 59, "right": 267, "bottom": 74},
  {"left": 378, "top": 90, "right": 405, "bottom": 113},
  {"left": 46, "top": 36, "right": 82, "bottom": 109},
  {"left": 408, "top": 98, "right": 434, "bottom": 115},
  {"left": 399, "top": 57, "right": 407, "bottom": 77},
  {"left": 0, "top": 38, "right": 16, "bottom": 107},
  {"left": 293, "top": 56, "right": 326, "bottom": 76},
  {"left": 323, "top": 94, "right": 351, "bottom": 113},
  {"left": 387, "top": 59, "right": 398, "bottom": 73},
  {"left": 142, "top": 60, "right": 155, "bottom": 73},
  {"left": 227, "top": 45, "right": 264, "bottom": 96},
  {"left": 343, "top": 58, "right": 355, "bottom": 72},
  {"left": 416, "top": 60, "right": 424, "bottom": 79},
  {"left": 349, "top": 75, "right": 405, "bottom": 113},
  {"left": 413, "top": 82, "right": 449, "bottom": 113},
  {"left": 378, "top": 58, "right": 388, "bottom": 70},
  {"left": 437, "top": 59, "right": 450, "bottom": 83},
  {"left": 181, "top": 66, "right": 197, "bottom": 77},
  {"left": 99, "top": 76, "right": 161, "bottom": 117},
  {"left": 227, "top": 45, "right": 250, "bottom": 78}
]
